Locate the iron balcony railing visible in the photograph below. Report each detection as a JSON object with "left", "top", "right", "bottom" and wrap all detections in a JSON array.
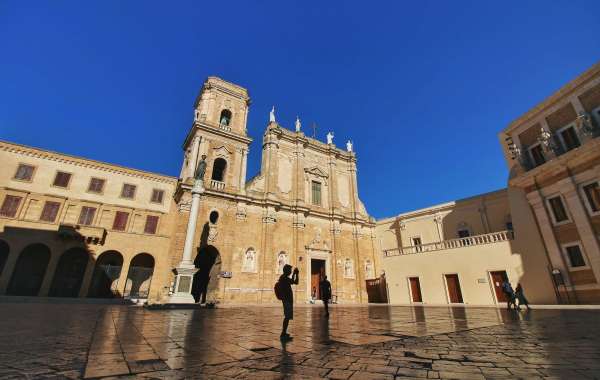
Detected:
[{"left": 383, "top": 230, "right": 514, "bottom": 257}]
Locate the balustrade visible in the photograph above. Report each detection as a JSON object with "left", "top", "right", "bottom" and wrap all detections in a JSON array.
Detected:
[
  {"left": 210, "top": 180, "right": 225, "bottom": 190},
  {"left": 383, "top": 230, "right": 514, "bottom": 257}
]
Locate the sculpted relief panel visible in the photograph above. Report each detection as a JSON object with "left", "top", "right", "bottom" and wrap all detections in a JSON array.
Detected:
[
  {"left": 277, "top": 154, "right": 293, "bottom": 194},
  {"left": 337, "top": 174, "right": 350, "bottom": 208}
]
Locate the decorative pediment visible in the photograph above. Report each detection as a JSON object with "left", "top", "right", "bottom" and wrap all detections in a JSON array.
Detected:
[
  {"left": 304, "top": 166, "right": 328, "bottom": 179},
  {"left": 212, "top": 145, "right": 233, "bottom": 158}
]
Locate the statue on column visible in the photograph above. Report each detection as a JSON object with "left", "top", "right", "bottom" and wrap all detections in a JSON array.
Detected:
[
  {"left": 326, "top": 131, "right": 334, "bottom": 145},
  {"left": 195, "top": 155, "right": 207, "bottom": 183}
]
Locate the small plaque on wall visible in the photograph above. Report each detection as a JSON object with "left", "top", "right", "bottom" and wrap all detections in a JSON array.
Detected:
[
  {"left": 220, "top": 271, "right": 232, "bottom": 278},
  {"left": 177, "top": 276, "right": 192, "bottom": 293},
  {"left": 477, "top": 278, "right": 487, "bottom": 284}
]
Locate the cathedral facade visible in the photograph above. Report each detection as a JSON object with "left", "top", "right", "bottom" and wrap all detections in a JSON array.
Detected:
[{"left": 171, "top": 77, "right": 379, "bottom": 304}]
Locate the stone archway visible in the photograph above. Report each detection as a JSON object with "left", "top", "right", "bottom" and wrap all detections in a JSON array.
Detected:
[
  {"left": 87, "top": 250, "right": 123, "bottom": 298},
  {"left": 49, "top": 247, "right": 89, "bottom": 297},
  {"left": 192, "top": 245, "right": 221, "bottom": 303},
  {"left": 0, "top": 239, "right": 9, "bottom": 279},
  {"left": 124, "top": 253, "right": 155, "bottom": 299},
  {"left": 7, "top": 243, "right": 51, "bottom": 296}
]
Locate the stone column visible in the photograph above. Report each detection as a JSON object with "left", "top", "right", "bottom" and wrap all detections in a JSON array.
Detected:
[
  {"left": 527, "top": 191, "right": 572, "bottom": 288},
  {"left": 168, "top": 181, "right": 204, "bottom": 304},
  {"left": 559, "top": 178, "right": 600, "bottom": 282},
  {"left": 188, "top": 135, "right": 201, "bottom": 179},
  {"left": 239, "top": 148, "right": 248, "bottom": 194}
]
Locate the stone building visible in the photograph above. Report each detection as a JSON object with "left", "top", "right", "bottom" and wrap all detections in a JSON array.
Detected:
[
  {"left": 1, "top": 63, "right": 599, "bottom": 306},
  {"left": 0, "top": 76, "right": 380, "bottom": 304},
  {"left": 499, "top": 62, "right": 600, "bottom": 304},
  {"left": 377, "top": 189, "right": 556, "bottom": 305},
  {"left": 0, "top": 141, "right": 177, "bottom": 301},
  {"left": 377, "top": 61, "right": 600, "bottom": 306},
  {"left": 171, "top": 77, "right": 379, "bottom": 304}
]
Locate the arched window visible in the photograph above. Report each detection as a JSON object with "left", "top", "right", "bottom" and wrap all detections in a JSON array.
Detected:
[
  {"left": 124, "top": 253, "right": 155, "bottom": 300},
  {"left": 211, "top": 158, "right": 227, "bottom": 182},
  {"left": 219, "top": 109, "right": 232, "bottom": 126},
  {"left": 7, "top": 243, "right": 51, "bottom": 296}
]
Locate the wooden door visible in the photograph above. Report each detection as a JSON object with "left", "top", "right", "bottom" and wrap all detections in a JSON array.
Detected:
[
  {"left": 409, "top": 277, "right": 422, "bottom": 302},
  {"left": 310, "top": 260, "right": 324, "bottom": 299},
  {"left": 490, "top": 271, "right": 509, "bottom": 302},
  {"left": 445, "top": 274, "right": 463, "bottom": 303}
]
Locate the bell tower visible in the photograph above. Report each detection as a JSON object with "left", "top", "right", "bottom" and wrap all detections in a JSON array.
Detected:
[{"left": 179, "top": 77, "right": 252, "bottom": 194}]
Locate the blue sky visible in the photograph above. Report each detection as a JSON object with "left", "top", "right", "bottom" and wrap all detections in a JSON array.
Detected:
[{"left": 1, "top": 1, "right": 599, "bottom": 218}]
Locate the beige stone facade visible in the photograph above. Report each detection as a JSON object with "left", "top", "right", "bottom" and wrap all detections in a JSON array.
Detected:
[
  {"left": 377, "top": 189, "right": 556, "bottom": 305},
  {"left": 0, "top": 77, "right": 379, "bottom": 304},
  {"left": 499, "top": 62, "right": 600, "bottom": 304},
  {"left": 2, "top": 64, "right": 599, "bottom": 306}
]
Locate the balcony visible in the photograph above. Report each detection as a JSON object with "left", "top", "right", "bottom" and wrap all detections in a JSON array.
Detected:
[
  {"left": 510, "top": 114, "right": 599, "bottom": 172},
  {"left": 383, "top": 230, "right": 513, "bottom": 257},
  {"left": 219, "top": 123, "right": 232, "bottom": 132},
  {"left": 210, "top": 180, "right": 225, "bottom": 191}
]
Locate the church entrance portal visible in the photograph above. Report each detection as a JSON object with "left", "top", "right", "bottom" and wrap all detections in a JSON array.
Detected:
[
  {"left": 192, "top": 245, "right": 221, "bottom": 303},
  {"left": 311, "top": 259, "right": 326, "bottom": 300}
]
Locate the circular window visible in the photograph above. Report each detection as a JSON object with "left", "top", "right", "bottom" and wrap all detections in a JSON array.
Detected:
[{"left": 209, "top": 211, "right": 219, "bottom": 224}]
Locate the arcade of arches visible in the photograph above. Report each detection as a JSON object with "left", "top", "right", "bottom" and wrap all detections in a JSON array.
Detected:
[{"left": 0, "top": 240, "right": 156, "bottom": 300}]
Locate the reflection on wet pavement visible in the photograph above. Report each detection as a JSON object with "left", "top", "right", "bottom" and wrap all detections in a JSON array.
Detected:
[{"left": 0, "top": 303, "right": 599, "bottom": 379}]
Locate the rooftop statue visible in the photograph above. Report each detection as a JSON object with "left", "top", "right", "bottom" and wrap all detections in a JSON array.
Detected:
[
  {"left": 295, "top": 116, "right": 301, "bottom": 132},
  {"left": 326, "top": 131, "right": 334, "bottom": 145},
  {"left": 269, "top": 106, "right": 276, "bottom": 123},
  {"left": 346, "top": 140, "right": 353, "bottom": 152}
]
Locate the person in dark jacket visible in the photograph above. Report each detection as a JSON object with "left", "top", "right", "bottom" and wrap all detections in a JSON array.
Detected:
[
  {"left": 515, "top": 283, "right": 530, "bottom": 310},
  {"left": 320, "top": 275, "right": 332, "bottom": 317},
  {"left": 278, "top": 264, "right": 299, "bottom": 340},
  {"left": 501, "top": 280, "right": 516, "bottom": 310}
]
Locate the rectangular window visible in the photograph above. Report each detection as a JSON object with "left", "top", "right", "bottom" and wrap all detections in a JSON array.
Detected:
[
  {"left": 88, "top": 178, "right": 106, "bottom": 193},
  {"left": 582, "top": 182, "right": 600, "bottom": 213},
  {"left": 53, "top": 171, "right": 72, "bottom": 188},
  {"left": 565, "top": 245, "right": 586, "bottom": 268},
  {"left": 78, "top": 206, "right": 96, "bottom": 226},
  {"left": 528, "top": 144, "right": 546, "bottom": 167},
  {"left": 311, "top": 181, "right": 322, "bottom": 206},
  {"left": 548, "top": 196, "right": 568, "bottom": 223},
  {"left": 559, "top": 126, "right": 580, "bottom": 152},
  {"left": 121, "top": 184, "right": 137, "bottom": 199},
  {"left": 39, "top": 201, "right": 61, "bottom": 222},
  {"left": 13, "top": 164, "right": 35, "bottom": 181},
  {"left": 150, "top": 189, "right": 164, "bottom": 204},
  {"left": 0, "top": 195, "right": 22, "bottom": 218},
  {"left": 112, "top": 211, "right": 129, "bottom": 231},
  {"left": 144, "top": 215, "right": 159, "bottom": 234},
  {"left": 412, "top": 237, "right": 422, "bottom": 252}
]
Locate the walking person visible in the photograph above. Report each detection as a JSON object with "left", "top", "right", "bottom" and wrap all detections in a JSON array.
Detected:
[
  {"left": 501, "top": 280, "right": 516, "bottom": 310},
  {"left": 515, "top": 283, "right": 530, "bottom": 310},
  {"left": 274, "top": 264, "right": 299, "bottom": 341},
  {"left": 320, "top": 275, "right": 332, "bottom": 317}
]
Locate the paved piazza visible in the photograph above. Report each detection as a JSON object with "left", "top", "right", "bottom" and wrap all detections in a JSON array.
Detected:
[{"left": 0, "top": 303, "right": 599, "bottom": 379}]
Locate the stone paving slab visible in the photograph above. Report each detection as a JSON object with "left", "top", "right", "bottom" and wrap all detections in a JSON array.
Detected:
[{"left": 0, "top": 303, "right": 599, "bottom": 379}]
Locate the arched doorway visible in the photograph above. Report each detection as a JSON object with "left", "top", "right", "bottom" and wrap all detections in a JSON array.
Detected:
[
  {"left": 7, "top": 243, "right": 51, "bottom": 296},
  {"left": 0, "top": 240, "right": 9, "bottom": 279},
  {"left": 124, "top": 253, "right": 155, "bottom": 299},
  {"left": 49, "top": 248, "right": 89, "bottom": 297},
  {"left": 192, "top": 245, "right": 221, "bottom": 303},
  {"left": 87, "top": 250, "right": 123, "bottom": 298}
]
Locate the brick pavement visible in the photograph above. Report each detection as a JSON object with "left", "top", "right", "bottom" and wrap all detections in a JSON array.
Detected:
[{"left": 0, "top": 303, "right": 599, "bottom": 379}]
